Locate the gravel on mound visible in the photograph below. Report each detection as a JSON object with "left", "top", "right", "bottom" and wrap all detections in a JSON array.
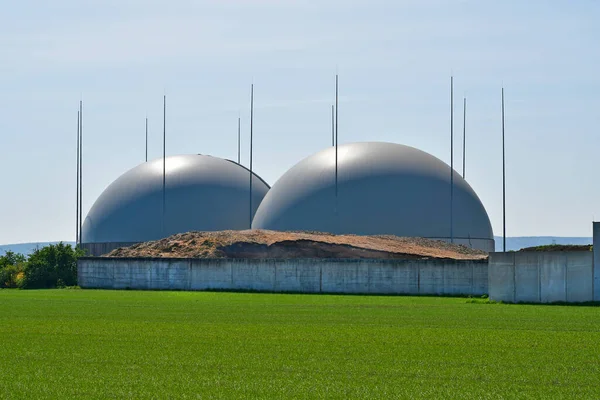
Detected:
[
  {"left": 105, "top": 230, "right": 488, "bottom": 260},
  {"left": 519, "top": 244, "right": 592, "bottom": 252}
]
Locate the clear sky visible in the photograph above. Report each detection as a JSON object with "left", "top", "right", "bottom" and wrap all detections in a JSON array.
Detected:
[{"left": 1, "top": 0, "right": 599, "bottom": 244}]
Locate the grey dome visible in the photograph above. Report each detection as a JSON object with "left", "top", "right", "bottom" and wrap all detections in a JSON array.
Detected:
[
  {"left": 252, "top": 142, "right": 494, "bottom": 252},
  {"left": 82, "top": 154, "right": 269, "bottom": 245}
]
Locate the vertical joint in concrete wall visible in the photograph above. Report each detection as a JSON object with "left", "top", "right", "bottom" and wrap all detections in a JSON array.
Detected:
[
  {"left": 470, "top": 263, "right": 474, "bottom": 295},
  {"left": 188, "top": 260, "right": 192, "bottom": 291},
  {"left": 594, "top": 222, "right": 600, "bottom": 301},
  {"left": 435, "top": 263, "right": 446, "bottom": 294},
  {"left": 512, "top": 259, "right": 516, "bottom": 302},
  {"left": 319, "top": 264, "right": 323, "bottom": 293},
  {"left": 537, "top": 258, "right": 542, "bottom": 303},
  {"left": 564, "top": 256, "right": 568, "bottom": 301}
]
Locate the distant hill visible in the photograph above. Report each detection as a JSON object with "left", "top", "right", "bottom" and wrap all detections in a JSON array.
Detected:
[
  {"left": 0, "top": 242, "right": 76, "bottom": 256},
  {"left": 494, "top": 236, "right": 592, "bottom": 252}
]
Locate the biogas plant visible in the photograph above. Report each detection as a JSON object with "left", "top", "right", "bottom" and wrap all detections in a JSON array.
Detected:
[
  {"left": 81, "top": 142, "right": 494, "bottom": 256},
  {"left": 74, "top": 78, "right": 600, "bottom": 304},
  {"left": 76, "top": 78, "right": 498, "bottom": 257}
]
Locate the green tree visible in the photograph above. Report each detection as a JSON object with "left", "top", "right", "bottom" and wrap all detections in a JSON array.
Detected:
[
  {"left": 0, "top": 251, "right": 26, "bottom": 268},
  {"left": 0, "top": 251, "right": 26, "bottom": 288},
  {"left": 21, "top": 243, "right": 85, "bottom": 289}
]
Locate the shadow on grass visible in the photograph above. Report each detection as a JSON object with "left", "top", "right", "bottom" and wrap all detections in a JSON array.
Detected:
[
  {"left": 200, "top": 287, "right": 487, "bottom": 300},
  {"left": 221, "top": 289, "right": 600, "bottom": 308},
  {"left": 465, "top": 296, "right": 600, "bottom": 307}
]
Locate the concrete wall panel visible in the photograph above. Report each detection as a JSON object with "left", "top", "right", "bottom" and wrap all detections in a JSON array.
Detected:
[
  {"left": 130, "top": 262, "right": 152, "bottom": 290},
  {"left": 488, "top": 252, "right": 515, "bottom": 303},
  {"left": 514, "top": 253, "right": 540, "bottom": 303},
  {"left": 190, "top": 260, "right": 231, "bottom": 290},
  {"left": 442, "top": 263, "right": 473, "bottom": 295},
  {"left": 472, "top": 264, "right": 489, "bottom": 295},
  {"left": 79, "top": 260, "right": 115, "bottom": 289},
  {"left": 321, "top": 262, "right": 370, "bottom": 293},
  {"left": 113, "top": 261, "right": 135, "bottom": 289},
  {"left": 78, "top": 258, "right": 487, "bottom": 296},
  {"left": 539, "top": 254, "right": 567, "bottom": 303},
  {"left": 566, "top": 253, "right": 593, "bottom": 303},
  {"left": 368, "top": 263, "right": 419, "bottom": 294},
  {"left": 514, "top": 264, "right": 539, "bottom": 303},
  {"left": 274, "top": 261, "right": 321, "bottom": 292},
  {"left": 418, "top": 264, "right": 444, "bottom": 295},
  {"left": 490, "top": 251, "right": 594, "bottom": 304},
  {"left": 232, "top": 262, "right": 276, "bottom": 291},
  {"left": 149, "top": 261, "right": 190, "bottom": 291}
]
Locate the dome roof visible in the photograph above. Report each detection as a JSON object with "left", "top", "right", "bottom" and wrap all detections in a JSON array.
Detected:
[
  {"left": 82, "top": 154, "right": 270, "bottom": 244},
  {"left": 252, "top": 142, "right": 494, "bottom": 251}
]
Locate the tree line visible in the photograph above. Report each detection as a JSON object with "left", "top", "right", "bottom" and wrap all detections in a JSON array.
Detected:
[{"left": 0, "top": 243, "right": 84, "bottom": 289}]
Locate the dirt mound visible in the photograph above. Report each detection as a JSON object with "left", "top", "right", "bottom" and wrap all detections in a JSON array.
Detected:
[
  {"left": 519, "top": 244, "right": 592, "bottom": 252},
  {"left": 105, "top": 230, "right": 487, "bottom": 260}
]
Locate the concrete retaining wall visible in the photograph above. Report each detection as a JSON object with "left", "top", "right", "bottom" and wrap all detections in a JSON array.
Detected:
[
  {"left": 489, "top": 251, "right": 594, "bottom": 303},
  {"left": 78, "top": 258, "right": 488, "bottom": 295},
  {"left": 79, "top": 249, "right": 598, "bottom": 301}
]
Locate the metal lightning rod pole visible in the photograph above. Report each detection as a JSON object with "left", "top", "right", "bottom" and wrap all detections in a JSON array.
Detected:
[
  {"left": 162, "top": 94, "right": 166, "bottom": 237},
  {"left": 76, "top": 110, "right": 80, "bottom": 246},
  {"left": 450, "top": 76, "right": 454, "bottom": 244},
  {"left": 331, "top": 104, "right": 334, "bottom": 146},
  {"left": 145, "top": 116, "right": 148, "bottom": 162},
  {"left": 335, "top": 75, "right": 339, "bottom": 211},
  {"left": 249, "top": 84, "right": 254, "bottom": 229},
  {"left": 79, "top": 100, "right": 83, "bottom": 246},
  {"left": 502, "top": 87, "right": 506, "bottom": 252},
  {"left": 238, "top": 116, "right": 241, "bottom": 164},
  {"left": 462, "top": 97, "right": 466, "bottom": 179}
]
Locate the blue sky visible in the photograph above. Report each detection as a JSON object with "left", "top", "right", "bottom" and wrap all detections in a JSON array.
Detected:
[{"left": 1, "top": 0, "right": 599, "bottom": 244}]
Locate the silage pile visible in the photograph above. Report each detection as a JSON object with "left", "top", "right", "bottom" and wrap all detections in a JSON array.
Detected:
[{"left": 105, "top": 230, "right": 487, "bottom": 260}]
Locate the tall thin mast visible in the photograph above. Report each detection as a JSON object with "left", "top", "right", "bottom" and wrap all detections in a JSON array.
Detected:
[
  {"left": 145, "top": 116, "right": 148, "bottom": 162},
  {"left": 249, "top": 84, "right": 254, "bottom": 228},
  {"left": 335, "top": 75, "right": 339, "bottom": 209},
  {"left": 162, "top": 95, "right": 166, "bottom": 237},
  {"left": 331, "top": 104, "right": 335, "bottom": 146},
  {"left": 462, "top": 97, "right": 466, "bottom": 179},
  {"left": 79, "top": 100, "right": 83, "bottom": 245},
  {"left": 502, "top": 87, "right": 506, "bottom": 252},
  {"left": 238, "top": 116, "right": 241, "bottom": 164},
  {"left": 450, "top": 76, "right": 454, "bottom": 244},
  {"left": 76, "top": 110, "right": 80, "bottom": 246}
]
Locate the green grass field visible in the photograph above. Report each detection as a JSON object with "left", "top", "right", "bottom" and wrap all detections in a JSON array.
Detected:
[{"left": 1, "top": 290, "right": 599, "bottom": 399}]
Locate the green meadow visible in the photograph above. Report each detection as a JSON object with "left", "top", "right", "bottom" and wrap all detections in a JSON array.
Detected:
[{"left": 1, "top": 290, "right": 598, "bottom": 399}]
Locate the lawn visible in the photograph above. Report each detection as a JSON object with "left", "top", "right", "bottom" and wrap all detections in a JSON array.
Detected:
[{"left": 0, "top": 290, "right": 598, "bottom": 399}]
